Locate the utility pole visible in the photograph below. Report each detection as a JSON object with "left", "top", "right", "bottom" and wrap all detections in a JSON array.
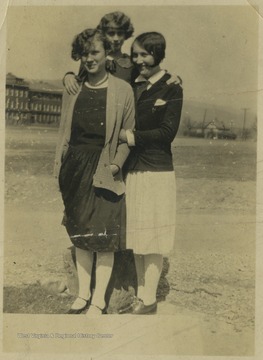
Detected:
[
  {"left": 241, "top": 108, "right": 249, "bottom": 140},
  {"left": 201, "top": 108, "right": 207, "bottom": 137},
  {"left": 202, "top": 109, "right": 207, "bottom": 129}
]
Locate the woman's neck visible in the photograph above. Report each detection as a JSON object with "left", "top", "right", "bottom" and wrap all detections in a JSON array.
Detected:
[{"left": 88, "top": 70, "right": 108, "bottom": 86}]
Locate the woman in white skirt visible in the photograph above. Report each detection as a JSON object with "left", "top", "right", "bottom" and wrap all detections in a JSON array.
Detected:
[{"left": 119, "top": 32, "right": 183, "bottom": 314}]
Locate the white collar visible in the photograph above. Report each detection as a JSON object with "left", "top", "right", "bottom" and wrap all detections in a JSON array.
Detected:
[{"left": 135, "top": 70, "right": 166, "bottom": 85}]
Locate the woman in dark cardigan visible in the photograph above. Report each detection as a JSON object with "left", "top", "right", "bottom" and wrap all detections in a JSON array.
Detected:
[
  {"left": 119, "top": 32, "right": 183, "bottom": 315},
  {"left": 55, "top": 28, "right": 135, "bottom": 316}
]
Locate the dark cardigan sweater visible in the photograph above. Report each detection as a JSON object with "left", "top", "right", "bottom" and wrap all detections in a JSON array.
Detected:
[{"left": 126, "top": 72, "right": 183, "bottom": 172}]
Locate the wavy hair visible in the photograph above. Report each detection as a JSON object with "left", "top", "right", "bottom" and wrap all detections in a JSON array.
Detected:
[
  {"left": 71, "top": 28, "right": 111, "bottom": 61},
  {"left": 97, "top": 11, "right": 134, "bottom": 40}
]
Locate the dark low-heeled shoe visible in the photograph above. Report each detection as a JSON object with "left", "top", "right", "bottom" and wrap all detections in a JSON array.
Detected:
[
  {"left": 118, "top": 296, "right": 142, "bottom": 314},
  {"left": 66, "top": 297, "right": 90, "bottom": 314},
  {"left": 131, "top": 301, "right": 157, "bottom": 315}
]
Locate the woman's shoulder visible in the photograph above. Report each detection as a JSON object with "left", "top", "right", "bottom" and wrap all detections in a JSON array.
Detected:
[
  {"left": 62, "top": 87, "right": 80, "bottom": 103},
  {"left": 163, "top": 73, "right": 183, "bottom": 97},
  {"left": 109, "top": 73, "right": 133, "bottom": 90},
  {"left": 164, "top": 72, "right": 183, "bottom": 87}
]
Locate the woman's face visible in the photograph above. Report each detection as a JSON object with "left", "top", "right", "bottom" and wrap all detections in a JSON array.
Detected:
[
  {"left": 81, "top": 40, "right": 106, "bottom": 75},
  {"left": 105, "top": 22, "right": 126, "bottom": 53},
  {"left": 132, "top": 41, "right": 160, "bottom": 79}
]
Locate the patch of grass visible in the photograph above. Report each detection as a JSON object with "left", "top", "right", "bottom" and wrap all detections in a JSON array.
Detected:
[
  {"left": 3, "top": 283, "right": 74, "bottom": 314},
  {"left": 5, "top": 127, "right": 256, "bottom": 181},
  {"left": 5, "top": 152, "right": 55, "bottom": 176},
  {"left": 173, "top": 140, "right": 256, "bottom": 181}
]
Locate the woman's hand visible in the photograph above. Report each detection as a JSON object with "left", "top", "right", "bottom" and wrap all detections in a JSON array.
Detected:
[
  {"left": 119, "top": 129, "right": 127, "bottom": 143},
  {"left": 110, "top": 164, "right": 120, "bottom": 176},
  {"left": 64, "top": 74, "right": 80, "bottom": 95}
]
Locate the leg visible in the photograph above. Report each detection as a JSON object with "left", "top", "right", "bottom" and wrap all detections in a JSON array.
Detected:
[
  {"left": 70, "top": 247, "right": 93, "bottom": 311},
  {"left": 119, "top": 253, "right": 162, "bottom": 314},
  {"left": 90, "top": 251, "right": 114, "bottom": 310},
  {"left": 119, "top": 253, "right": 162, "bottom": 315},
  {"left": 143, "top": 253, "right": 163, "bottom": 305},
  {"left": 134, "top": 254, "right": 145, "bottom": 300}
]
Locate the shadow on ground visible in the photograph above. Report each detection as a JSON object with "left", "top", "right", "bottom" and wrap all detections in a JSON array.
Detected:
[{"left": 3, "top": 252, "right": 171, "bottom": 314}]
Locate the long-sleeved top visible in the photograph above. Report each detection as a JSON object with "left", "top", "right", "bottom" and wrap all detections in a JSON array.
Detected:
[
  {"left": 125, "top": 72, "right": 183, "bottom": 172},
  {"left": 54, "top": 73, "right": 135, "bottom": 195}
]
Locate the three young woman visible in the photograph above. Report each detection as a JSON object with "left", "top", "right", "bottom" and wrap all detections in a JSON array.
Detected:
[
  {"left": 56, "top": 11, "right": 183, "bottom": 315},
  {"left": 54, "top": 28, "right": 135, "bottom": 315}
]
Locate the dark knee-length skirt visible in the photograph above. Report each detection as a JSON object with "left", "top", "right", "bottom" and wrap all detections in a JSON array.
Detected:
[{"left": 59, "top": 145, "right": 126, "bottom": 252}]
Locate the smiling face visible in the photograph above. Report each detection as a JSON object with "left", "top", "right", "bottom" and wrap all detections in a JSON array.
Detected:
[
  {"left": 81, "top": 39, "right": 106, "bottom": 75},
  {"left": 105, "top": 22, "right": 126, "bottom": 53},
  {"left": 132, "top": 41, "right": 160, "bottom": 79}
]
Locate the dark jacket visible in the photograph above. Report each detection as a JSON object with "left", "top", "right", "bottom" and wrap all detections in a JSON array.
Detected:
[{"left": 126, "top": 72, "right": 183, "bottom": 172}]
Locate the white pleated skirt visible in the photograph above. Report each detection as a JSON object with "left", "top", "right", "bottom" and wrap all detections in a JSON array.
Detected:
[{"left": 125, "top": 171, "right": 176, "bottom": 255}]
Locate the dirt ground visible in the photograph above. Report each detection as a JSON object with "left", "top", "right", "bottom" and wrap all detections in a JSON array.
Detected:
[{"left": 3, "top": 126, "right": 257, "bottom": 355}]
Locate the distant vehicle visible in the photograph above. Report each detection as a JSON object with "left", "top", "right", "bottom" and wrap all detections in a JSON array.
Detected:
[{"left": 217, "top": 129, "right": 237, "bottom": 140}]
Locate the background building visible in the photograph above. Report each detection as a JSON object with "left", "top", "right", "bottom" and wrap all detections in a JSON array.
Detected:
[
  {"left": 5, "top": 73, "right": 30, "bottom": 125},
  {"left": 5, "top": 73, "right": 63, "bottom": 126}
]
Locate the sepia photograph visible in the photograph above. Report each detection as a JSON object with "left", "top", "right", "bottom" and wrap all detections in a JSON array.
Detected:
[{"left": 1, "top": 0, "right": 262, "bottom": 358}]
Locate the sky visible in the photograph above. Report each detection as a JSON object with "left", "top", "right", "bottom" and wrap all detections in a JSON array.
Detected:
[{"left": 4, "top": 4, "right": 260, "bottom": 121}]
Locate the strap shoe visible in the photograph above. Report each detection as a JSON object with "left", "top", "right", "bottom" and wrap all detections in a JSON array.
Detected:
[{"left": 66, "top": 297, "right": 90, "bottom": 314}]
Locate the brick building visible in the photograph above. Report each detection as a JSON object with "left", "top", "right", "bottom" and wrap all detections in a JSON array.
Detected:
[
  {"left": 5, "top": 73, "right": 63, "bottom": 126},
  {"left": 5, "top": 73, "right": 30, "bottom": 125}
]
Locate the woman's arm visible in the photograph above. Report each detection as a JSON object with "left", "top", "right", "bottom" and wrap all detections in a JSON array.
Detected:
[
  {"left": 53, "top": 90, "right": 71, "bottom": 177},
  {"left": 53, "top": 90, "right": 79, "bottom": 177},
  {"left": 112, "top": 86, "right": 135, "bottom": 169},
  {"left": 63, "top": 61, "right": 86, "bottom": 95},
  {"left": 63, "top": 72, "right": 80, "bottom": 95}
]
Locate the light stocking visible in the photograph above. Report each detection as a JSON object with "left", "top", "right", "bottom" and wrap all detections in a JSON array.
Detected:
[
  {"left": 143, "top": 253, "right": 163, "bottom": 305},
  {"left": 91, "top": 252, "right": 114, "bottom": 309},
  {"left": 71, "top": 247, "right": 93, "bottom": 310},
  {"left": 134, "top": 254, "right": 145, "bottom": 300}
]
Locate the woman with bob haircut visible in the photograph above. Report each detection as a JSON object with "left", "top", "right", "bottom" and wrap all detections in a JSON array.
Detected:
[
  {"left": 64, "top": 11, "right": 136, "bottom": 94},
  {"left": 54, "top": 28, "right": 135, "bottom": 316},
  {"left": 119, "top": 32, "right": 183, "bottom": 315}
]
